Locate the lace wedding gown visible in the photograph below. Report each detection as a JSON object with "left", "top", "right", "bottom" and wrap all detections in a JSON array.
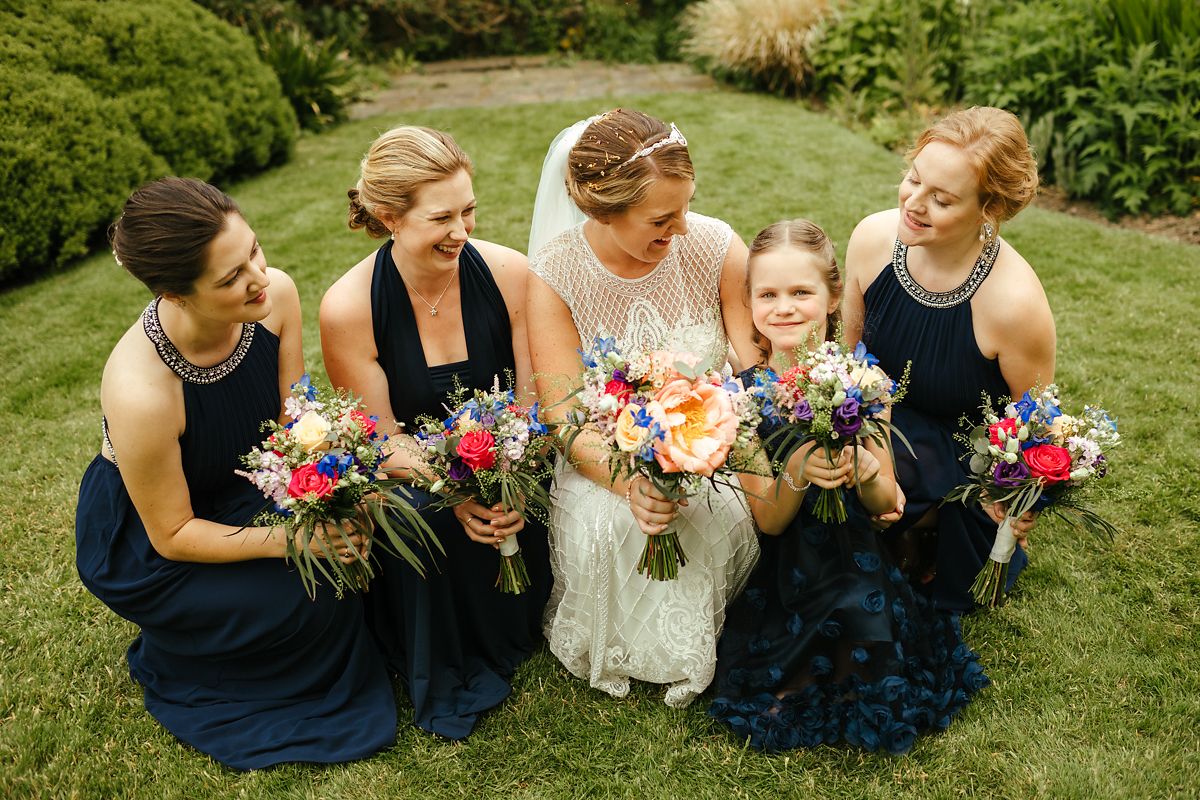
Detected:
[{"left": 531, "top": 212, "right": 760, "bottom": 707}]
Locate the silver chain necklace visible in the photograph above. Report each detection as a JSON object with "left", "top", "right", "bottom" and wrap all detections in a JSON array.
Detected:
[{"left": 406, "top": 266, "right": 458, "bottom": 316}]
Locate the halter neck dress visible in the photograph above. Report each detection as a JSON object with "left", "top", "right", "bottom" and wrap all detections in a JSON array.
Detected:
[
  {"left": 365, "top": 241, "right": 550, "bottom": 740},
  {"left": 862, "top": 238, "right": 1027, "bottom": 611},
  {"left": 75, "top": 299, "right": 397, "bottom": 770}
]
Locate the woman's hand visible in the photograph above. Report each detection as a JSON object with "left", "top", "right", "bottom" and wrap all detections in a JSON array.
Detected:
[
  {"left": 626, "top": 475, "right": 684, "bottom": 536},
  {"left": 984, "top": 500, "right": 1036, "bottom": 550},
  {"left": 454, "top": 499, "right": 524, "bottom": 548},
  {"left": 306, "top": 515, "right": 370, "bottom": 564}
]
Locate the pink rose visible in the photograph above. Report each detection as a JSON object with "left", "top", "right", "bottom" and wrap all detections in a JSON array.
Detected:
[
  {"left": 350, "top": 409, "right": 377, "bottom": 437},
  {"left": 651, "top": 378, "right": 738, "bottom": 477},
  {"left": 988, "top": 417, "right": 1019, "bottom": 446},
  {"left": 287, "top": 462, "right": 336, "bottom": 499},
  {"left": 456, "top": 429, "right": 496, "bottom": 471},
  {"left": 604, "top": 379, "right": 634, "bottom": 405},
  {"left": 1024, "top": 444, "right": 1072, "bottom": 484}
]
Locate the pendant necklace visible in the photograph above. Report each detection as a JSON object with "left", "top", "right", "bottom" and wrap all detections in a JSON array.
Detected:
[{"left": 407, "top": 266, "right": 458, "bottom": 316}]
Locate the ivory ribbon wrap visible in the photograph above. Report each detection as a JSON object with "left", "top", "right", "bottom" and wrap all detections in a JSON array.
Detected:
[
  {"left": 989, "top": 518, "right": 1018, "bottom": 564},
  {"left": 499, "top": 534, "right": 520, "bottom": 558}
]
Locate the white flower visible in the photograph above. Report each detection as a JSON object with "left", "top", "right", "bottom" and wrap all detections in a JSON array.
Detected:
[{"left": 292, "top": 410, "right": 332, "bottom": 452}]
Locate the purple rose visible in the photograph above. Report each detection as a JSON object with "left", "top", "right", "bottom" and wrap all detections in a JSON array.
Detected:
[
  {"left": 792, "top": 399, "right": 814, "bottom": 422},
  {"left": 447, "top": 457, "right": 474, "bottom": 482},
  {"left": 992, "top": 460, "right": 1030, "bottom": 488},
  {"left": 832, "top": 397, "right": 862, "bottom": 436}
]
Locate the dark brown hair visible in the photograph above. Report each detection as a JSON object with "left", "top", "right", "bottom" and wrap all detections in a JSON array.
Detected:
[
  {"left": 746, "top": 218, "right": 843, "bottom": 363},
  {"left": 566, "top": 108, "right": 695, "bottom": 221},
  {"left": 110, "top": 177, "right": 241, "bottom": 296}
]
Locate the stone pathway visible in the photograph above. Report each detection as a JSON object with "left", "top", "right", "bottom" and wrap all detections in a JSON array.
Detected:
[{"left": 348, "top": 55, "right": 715, "bottom": 119}]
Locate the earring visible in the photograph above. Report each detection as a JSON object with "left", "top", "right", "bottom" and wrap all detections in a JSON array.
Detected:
[{"left": 979, "top": 222, "right": 995, "bottom": 242}]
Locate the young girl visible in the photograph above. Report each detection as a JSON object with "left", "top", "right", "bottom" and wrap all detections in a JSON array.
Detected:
[{"left": 708, "top": 219, "right": 989, "bottom": 755}]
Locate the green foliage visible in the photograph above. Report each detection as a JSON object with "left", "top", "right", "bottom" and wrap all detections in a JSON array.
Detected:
[
  {"left": 963, "top": 0, "right": 1200, "bottom": 217},
  {"left": 0, "top": 0, "right": 296, "bottom": 283},
  {"left": 255, "top": 22, "right": 357, "bottom": 130}
]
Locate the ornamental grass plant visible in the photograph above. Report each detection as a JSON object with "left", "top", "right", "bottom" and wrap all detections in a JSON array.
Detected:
[{"left": 1, "top": 91, "right": 1197, "bottom": 798}]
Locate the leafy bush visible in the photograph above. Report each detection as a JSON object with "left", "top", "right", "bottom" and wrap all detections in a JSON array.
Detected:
[
  {"left": 0, "top": 0, "right": 296, "bottom": 283},
  {"left": 681, "top": 0, "right": 833, "bottom": 95},
  {"left": 255, "top": 22, "right": 357, "bottom": 130},
  {"left": 963, "top": 0, "right": 1200, "bottom": 217}
]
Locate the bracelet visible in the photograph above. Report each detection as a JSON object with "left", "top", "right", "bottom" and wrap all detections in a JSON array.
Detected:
[
  {"left": 780, "top": 470, "right": 808, "bottom": 493},
  {"left": 625, "top": 476, "right": 638, "bottom": 505}
]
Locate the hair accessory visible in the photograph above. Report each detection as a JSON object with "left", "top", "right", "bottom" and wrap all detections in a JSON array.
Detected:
[
  {"left": 618, "top": 123, "right": 688, "bottom": 169},
  {"left": 112, "top": 250, "right": 123, "bottom": 266}
]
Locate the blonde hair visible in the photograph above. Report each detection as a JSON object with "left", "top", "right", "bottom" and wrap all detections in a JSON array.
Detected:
[
  {"left": 746, "top": 218, "right": 842, "bottom": 363},
  {"left": 348, "top": 126, "right": 474, "bottom": 238},
  {"left": 567, "top": 109, "right": 695, "bottom": 221},
  {"left": 906, "top": 106, "right": 1038, "bottom": 231}
]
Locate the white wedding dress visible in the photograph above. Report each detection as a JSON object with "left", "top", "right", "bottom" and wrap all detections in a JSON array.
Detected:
[{"left": 531, "top": 212, "right": 760, "bottom": 707}]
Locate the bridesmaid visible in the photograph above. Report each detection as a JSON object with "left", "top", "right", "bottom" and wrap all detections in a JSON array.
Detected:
[
  {"left": 75, "top": 177, "right": 396, "bottom": 770},
  {"left": 320, "top": 126, "right": 550, "bottom": 740},
  {"left": 843, "top": 106, "right": 1056, "bottom": 610}
]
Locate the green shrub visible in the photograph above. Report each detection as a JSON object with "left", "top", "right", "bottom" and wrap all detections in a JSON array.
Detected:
[
  {"left": 963, "top": 0, "right": 1200, "bottom": 217},
  {"left": 255, "top": 22, "right": 357, "bottom": 130},
  {"left": 681, "top": 0, "right": 834, "bottom": 95},
  {"left": 0, "top": 0, "right": 296, "bottom": 283}
]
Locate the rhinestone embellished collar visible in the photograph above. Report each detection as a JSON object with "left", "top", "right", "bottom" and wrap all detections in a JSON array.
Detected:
[
  {"left": 141, "top": 298, "right": 255, "bottom": 384},
  {"left": 890, "top": 238, "right": 999, "bottom": 309}
]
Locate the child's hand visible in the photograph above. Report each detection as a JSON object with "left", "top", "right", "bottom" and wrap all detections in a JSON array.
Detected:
[
  {"left": 842, "top": 445, "right": 881, "bottom": 488},
  {"left": 795, "top": 445, "right": 855, "bottom": 489}
]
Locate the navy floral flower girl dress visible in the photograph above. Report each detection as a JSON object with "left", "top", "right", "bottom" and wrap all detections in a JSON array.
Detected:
[{"left": 709, "top": 388, "right": 990, "bottom": 755}]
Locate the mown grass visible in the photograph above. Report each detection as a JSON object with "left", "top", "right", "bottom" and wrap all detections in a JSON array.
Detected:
[{"left": 1, "top": 89, "right": 1198, "bottom": 799}]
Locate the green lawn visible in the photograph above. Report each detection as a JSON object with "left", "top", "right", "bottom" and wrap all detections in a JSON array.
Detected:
[{"left": 1, "top": 90, "right": 1197, "bottom": 799}]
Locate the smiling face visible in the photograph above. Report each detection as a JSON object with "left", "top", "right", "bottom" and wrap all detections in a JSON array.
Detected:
[
  {"left": 749, "top": 245, "right": 840, "bottom": 357},
  {"left": 601, "top": 176, "right": 694, "bottom": 265},
  {"left": 391, "top": 169, "right": 476, "bottom": 269},
  {"left": 897, "top": 140, "right": 985, "bottom": 246},
  {"left": 168, "top": 212, "right": 272, "bottom": 323}
]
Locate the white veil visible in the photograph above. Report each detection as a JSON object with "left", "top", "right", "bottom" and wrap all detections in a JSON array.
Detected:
[{"left": 527, "top": 116, "right": 600, "bottom": 261}]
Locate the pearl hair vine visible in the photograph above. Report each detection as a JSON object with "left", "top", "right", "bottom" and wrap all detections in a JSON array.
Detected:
[{"left": 617, "top": 123, "right": 688, "bottom": 169}]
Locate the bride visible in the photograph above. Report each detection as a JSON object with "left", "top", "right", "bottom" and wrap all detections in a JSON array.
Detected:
[{"left": 526, "top": 109, "right": 760, "bottom": 707}]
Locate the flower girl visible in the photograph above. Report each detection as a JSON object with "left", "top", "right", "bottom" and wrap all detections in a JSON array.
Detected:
[{"left": 709, "top": 220, "right": 988, "bottom": 754}]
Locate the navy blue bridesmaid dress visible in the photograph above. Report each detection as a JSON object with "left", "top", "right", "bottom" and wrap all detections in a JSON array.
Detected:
[
  {"left": 75, "top": 300, "right": 397, "bottom": 771},
  {"left": 862, "top": 238, "right": 1026, "bottom": 611},
  {"left": 709, "top": 389, "right": 989, "bottom": 755},
  {"left": 365, "top": 241, "right": 551, "bottom": 740}
]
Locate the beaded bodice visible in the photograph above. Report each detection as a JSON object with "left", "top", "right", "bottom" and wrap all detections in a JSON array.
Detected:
[
  {"left": 890, "top": 237, "right": 999, "bottom": 309},
  {"left": 531, "top": 212, "right": 732, "bottom": 370},
  {"left": 142, "top": 298, "right": 256, "bottom": 383}
]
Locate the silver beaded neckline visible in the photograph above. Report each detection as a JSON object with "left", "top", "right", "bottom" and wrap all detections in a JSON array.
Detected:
[
  {"left": 142, "top": 298, "right": 255, "bottom": 384},
  {"left": 891, "top": 238, "right": 999, "bottom": 309}
]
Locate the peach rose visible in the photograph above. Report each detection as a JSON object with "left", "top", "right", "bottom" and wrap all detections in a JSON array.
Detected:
[
  {"left": 614, "top": 404, "right": 648, "bottom": 453},
  {"left": 651, "top": 378, "right": 737, "bottom": 476}
]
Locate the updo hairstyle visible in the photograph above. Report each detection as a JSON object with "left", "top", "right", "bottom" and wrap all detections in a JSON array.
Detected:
[
  {"left": 567, "top": 109, "right": 695, "bottom": 221},
  {"left": 109, "top": 177, "right": 241, "bottom": 296},
  {"left": 907, "top": 106, "right": 1039, "bottom": 230},
  {"left": 348, "top": 126, "right": 474, "bottom": 239},
  {"left": 747, "top": 218, "right": 843, "bottom": 362}
]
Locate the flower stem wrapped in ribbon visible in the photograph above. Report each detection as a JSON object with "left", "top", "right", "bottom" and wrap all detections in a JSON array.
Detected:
[
  {"left": 945, "top": 385, "right": 1120, "bottom": 608},
  {"left": 562, "top": 337, "right": 762, "bottom": 581},
  {"left": 409, "top": 376, "right": 558, "bottom": 594},
  {"left": 749, "top": 338, "right": 911, "bottom": 524},
  {"left": 237, "top": 374, "right": 441, "bottom": 599}
]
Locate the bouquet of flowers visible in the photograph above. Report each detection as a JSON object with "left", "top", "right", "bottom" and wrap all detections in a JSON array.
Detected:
[
  {"left": 751, "top": 340, "right": 910, "bottom": 523},
  {"left": 409, "top": 378, "right": 557, "bottom": 594},
  {"left": 563, "top": 336, "right": 761, "bottom": 581},
  {"left": 237, "top": 374, "right": 440, "bottom": 599},
  {"left": 945, "top": 385, "right": 1120, "bottom": 608}
]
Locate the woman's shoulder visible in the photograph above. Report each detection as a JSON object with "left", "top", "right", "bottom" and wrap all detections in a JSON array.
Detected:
[
  {"left": 975, "top": 239, "right": 1051, "bottom": 325},
  {"left": 320, "top": 250, "right": 377, "bottom": 328},
  {"left": 101, "top": 314, "right": 181, "bottom": 419},
  {"left": 677, "top": 211, "right": 734, "bottom": 271},
  {"left": 469, "top": 238, "right": 529, "bottom": 304}
]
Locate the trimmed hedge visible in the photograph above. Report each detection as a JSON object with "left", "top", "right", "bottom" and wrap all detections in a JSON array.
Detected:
[{"left": 0, "top": 0, "right": 297, "bottom": 284}]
